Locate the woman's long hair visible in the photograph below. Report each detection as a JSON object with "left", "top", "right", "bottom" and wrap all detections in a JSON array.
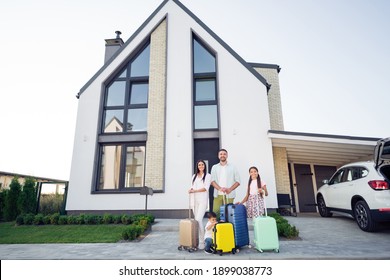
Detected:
[
  {"left": 192, "top": 159, "right": 207, "bottom": 184},
  {"left": 247, "top": 166, "right": 262, "bottom": 196}
]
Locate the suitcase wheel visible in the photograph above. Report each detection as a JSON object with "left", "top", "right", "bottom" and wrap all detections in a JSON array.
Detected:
[
  {"left": 232, "top": 248, "right": 237, "bottom": 254},
  {"left": 275, "top": 249, "right": 279, "bottom": 253},
  {"left": 178, "top": 246, "right": 183, "bottom": 251}
]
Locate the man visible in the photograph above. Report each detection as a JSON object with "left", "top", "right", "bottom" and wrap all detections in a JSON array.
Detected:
[{"left": 210, "top": 149, "right": 240, "bottom": 217}]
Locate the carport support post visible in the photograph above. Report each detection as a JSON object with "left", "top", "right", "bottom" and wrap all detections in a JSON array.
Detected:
[{"left": 35, "top": 182, "right": 42, "bottom": 214}]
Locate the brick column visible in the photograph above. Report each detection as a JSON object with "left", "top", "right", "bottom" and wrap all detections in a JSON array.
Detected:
[
  {"left": 272, "top": 147, "right": 290, "bottom": 194},
  {"left": 254, "top": 67, "right": 284, "bottom": 130},
  {"left": 145, "top": 19, "right": 167, "bottom": 191}
]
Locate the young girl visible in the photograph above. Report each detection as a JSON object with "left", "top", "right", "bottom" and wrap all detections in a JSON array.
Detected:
[
  {"left": 188, "top": 159, "right": 211, "bottom": 249},
  {"left": 238, "top": 166, "right": 268, "bottom": 218}
]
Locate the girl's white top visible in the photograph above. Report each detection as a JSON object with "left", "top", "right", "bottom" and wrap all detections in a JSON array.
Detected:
[{"left": 249, "top": 179, "right": 266, "bottom": 195}]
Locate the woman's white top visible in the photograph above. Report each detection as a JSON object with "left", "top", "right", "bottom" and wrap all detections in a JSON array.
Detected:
[{"left": 191, "top": 173, "right": 211, "bottom": 203}]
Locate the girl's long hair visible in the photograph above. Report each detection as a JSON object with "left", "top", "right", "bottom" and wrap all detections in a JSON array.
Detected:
[
  {"left": 192, "top": 159, "right": 207, "bottom": 184},
  {"left": 247, "top": 166, "right": 262, "bottom": 196}
]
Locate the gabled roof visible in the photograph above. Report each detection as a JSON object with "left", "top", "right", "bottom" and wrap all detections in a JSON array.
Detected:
[{"left": 76, "top": 0, "right": 269, "bottom": 98}]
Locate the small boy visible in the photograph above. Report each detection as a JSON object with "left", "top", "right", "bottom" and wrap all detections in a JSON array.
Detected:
[{"left": 204, "top": 211, "right": 217, "bottom": 254}]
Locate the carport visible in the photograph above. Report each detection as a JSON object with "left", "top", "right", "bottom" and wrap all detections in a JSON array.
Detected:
[{"left": 268, "top": 130, "right": 380, "bottom": 213}]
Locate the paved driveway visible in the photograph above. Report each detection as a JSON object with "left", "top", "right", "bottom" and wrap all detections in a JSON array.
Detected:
[{"left": 0, "top": 213, "right": 389, "bottom": 260}]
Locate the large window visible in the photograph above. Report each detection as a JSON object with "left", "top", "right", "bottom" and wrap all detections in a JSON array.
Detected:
[
  {"left": 98, "top": 144, "right": 146, "bottom": 190},
  {"left": 96, "top": 42, "right": 150, "bottom": 192},
  {"left": 102, "top": 44, "right": 150, "bottom": 133},
  {"left": 193, "top": 37, "right": 218, "bottom": 130}
]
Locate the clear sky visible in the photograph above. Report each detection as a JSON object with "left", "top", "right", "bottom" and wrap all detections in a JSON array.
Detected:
[{"left": 0, "top": 0, "right": 389, "bottom": 180}]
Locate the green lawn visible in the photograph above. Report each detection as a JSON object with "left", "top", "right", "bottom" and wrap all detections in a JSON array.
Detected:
[{"left": 0, "top": 222, "right": 130, "bottom": 244}]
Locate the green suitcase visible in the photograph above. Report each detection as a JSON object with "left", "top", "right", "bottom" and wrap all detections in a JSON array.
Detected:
[{"left": 253, "top": 197, "right": 279, "bottom": 253}]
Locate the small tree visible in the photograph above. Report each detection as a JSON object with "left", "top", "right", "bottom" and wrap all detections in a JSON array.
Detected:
[
  {"left": 4, "top": 177, "right": 22, "bottom": 221},
  {"left": 0, "top": 190, "right": 7, "bottom": 221},
  {"left": 18, "top": 177, "right": 37, "bottom": 214}
]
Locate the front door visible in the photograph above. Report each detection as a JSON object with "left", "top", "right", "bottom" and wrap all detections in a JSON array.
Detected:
[
  {"left": 194, "top": 138, "right": 220, "bottom": 212},
  {"left": 294, "top": 164, "right": 316, "bottom": 212}
]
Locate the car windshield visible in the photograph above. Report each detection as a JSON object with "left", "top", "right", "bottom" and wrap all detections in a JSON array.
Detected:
[{"left": 329, "top": 169, "right": 344, "bottom": 184}]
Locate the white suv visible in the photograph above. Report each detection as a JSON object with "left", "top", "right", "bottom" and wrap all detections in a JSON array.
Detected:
[{"left": 316, "top": 137, "right": 390, "bottom": 232}]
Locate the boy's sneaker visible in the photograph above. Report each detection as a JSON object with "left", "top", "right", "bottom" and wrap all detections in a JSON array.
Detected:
[{"left": 204, "top": 249, "right": 213, "bottom": 254}]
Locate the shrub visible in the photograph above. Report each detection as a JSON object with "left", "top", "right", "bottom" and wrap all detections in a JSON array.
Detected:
[
  {"left": 76, "top": 214, "right": 85, "bottom": 224},
  {"left": 0, "top": 191, "right": 6, "bottom": 221},
  {"left": 122, "top": 224, "right": 144, "bottom": 241},
  {"left": 103, "top": 213, "right": 113, "bottom": 224},
  {"left": 121, "top": 214, "right": 132, "bottom": 225},
  {"left": 15, "top": 214, "right": 24, "bottom": 225},
  {"left": 84, "top": 214, "right": 102, "bottom": 225},
  {"left": 269, "top": 212, "right": 299, "bottom": 238},
  {"left": 18, "top": 177, "right": 37, "bottom": 214},
  {"left": 112, "top": 215, "right": 122, "bottom": 224},
  {"left": 33, "top": 214, "right": 44, "bottom": 225},
  {"left": 38, "top": 194, "right": 64, "bottom": 216},
  {"left": 133, "top": 219, "right": 149, "bottom": 231},
  {"left": 67, "top": 215, "right": 77, "bottom": 225},
  {"left": 122, "top": 229, "right": 129, "bottom": 240},
  {"left": 23, "top": 213, "right": 35, "bottom": 225},
  {"left": 58, "top": 215, "right": 68, "bottom": 225},
  {"left": 50, "top": 213, "right": 60, "bottom": 225},
  {"left": 4, "top": 178, "right": 22, "bottom": 221},
  {"left": 43, "top": 215, "right": 51, "bottom": 225},
  {"left": 132, "top": 214, "right": 154, "bottom": 224}
]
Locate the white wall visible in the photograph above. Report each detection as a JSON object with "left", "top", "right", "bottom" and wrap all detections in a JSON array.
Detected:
[{"left": 67, "top": 1, "right": 277, "bottom": 212}]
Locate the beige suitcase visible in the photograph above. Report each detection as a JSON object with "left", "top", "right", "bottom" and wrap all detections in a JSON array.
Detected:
[{"left": 178, "top": 194, "right": 199, "bottom": 252}]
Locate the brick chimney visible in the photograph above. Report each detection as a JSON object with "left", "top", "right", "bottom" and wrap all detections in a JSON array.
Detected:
[{"left": 104, "top": 31, "right": 124, "bottom": 63}]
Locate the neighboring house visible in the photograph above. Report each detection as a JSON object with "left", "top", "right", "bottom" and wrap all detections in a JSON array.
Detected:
[
  {"left": 0, "top": 171, "right": 67, "bottom": 195},
  {"left": 67, "top": 0, "right": 380, "bottom": 217}
]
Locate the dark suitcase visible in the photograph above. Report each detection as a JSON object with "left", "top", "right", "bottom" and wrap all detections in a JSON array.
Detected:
[{"left": 226, "top": 204, "right": 250, "bottom": 248}]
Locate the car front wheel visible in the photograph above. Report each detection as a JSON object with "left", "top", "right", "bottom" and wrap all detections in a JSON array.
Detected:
[
  {"left": 317, "top": 196, "right": 332, "bottom": 217},
  {"left": 354, "top": 200, "right": 377, "bottom": 232}
]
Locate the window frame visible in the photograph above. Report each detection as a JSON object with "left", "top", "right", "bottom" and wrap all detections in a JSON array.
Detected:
[
  {"left": 93, "top": 40, "right": 150, "bottom": 193},
  {"left": 101, "top": 42, "right": 150, "bottom": 135},
  {"left": 192, "top": 35, "right": 219, "bottom": 132},
  {"left": 94, "top": 142, "right": 147, "bottom": 193}
]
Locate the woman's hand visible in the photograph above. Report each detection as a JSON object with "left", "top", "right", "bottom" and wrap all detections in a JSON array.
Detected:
[{"left": 188, "top": 188, "right": 195, "bottom": 193}]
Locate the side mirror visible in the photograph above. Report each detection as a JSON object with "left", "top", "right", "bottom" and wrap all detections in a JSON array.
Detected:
[{"left": 322, "top": 179, "right": 329, "bottom": 185}]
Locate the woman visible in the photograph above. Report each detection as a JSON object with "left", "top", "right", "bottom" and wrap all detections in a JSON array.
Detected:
[
  {"left": 237, "top": 166, "right": 268, "bottom": 218},
  {"left": 188, "top": 159, "right": 211, "bottom": 249}
]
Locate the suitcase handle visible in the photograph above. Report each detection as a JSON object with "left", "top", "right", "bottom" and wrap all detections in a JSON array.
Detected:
[
  {"left": 188, "top": 192, "right": 196, "bottom": 219},
  {"left": 262, "top": 192, "right": 268, "bottom": 217}
]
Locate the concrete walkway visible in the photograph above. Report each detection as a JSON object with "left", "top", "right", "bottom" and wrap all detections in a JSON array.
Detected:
[{"left": 1, "top": 213, "right": 389, "bottom": 260}]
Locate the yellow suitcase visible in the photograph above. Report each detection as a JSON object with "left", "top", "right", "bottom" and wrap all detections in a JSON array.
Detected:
[{"left": 213, "top": 222, "right": 237, "bottom": 255}]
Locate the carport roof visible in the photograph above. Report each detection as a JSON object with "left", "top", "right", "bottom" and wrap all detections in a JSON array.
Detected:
[{"left": 268, "top": 130, "right": 381, "bottom": 167}]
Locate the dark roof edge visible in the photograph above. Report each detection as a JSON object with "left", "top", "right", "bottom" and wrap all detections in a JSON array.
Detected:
[
  {"left": 249, "top": 62, "right": 281, "bottom": 73},
  {"left": 76, "top": 0, "right": 170, "bottom": 98},
  {"left": 268, "top": 130, "right": 381, "bottom": 142},
  {"left": 76, "top": 0, "right": 270, "bottom": 98},
  {"left": 0, "top": 171, "right": 68, "bottom": 183},
  {"left": 173, "top": 0, "right": 269, "bottom": 90}
]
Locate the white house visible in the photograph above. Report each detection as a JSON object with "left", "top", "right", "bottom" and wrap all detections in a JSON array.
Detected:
[{"left": 66, "top": 0, "right": 380, "bottom": 217}]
